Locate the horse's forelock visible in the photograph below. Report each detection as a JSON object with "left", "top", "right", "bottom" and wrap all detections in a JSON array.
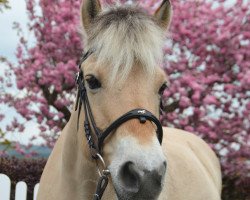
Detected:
[{"left": 85, "top": 6, "right": 165, "bottom": 84}]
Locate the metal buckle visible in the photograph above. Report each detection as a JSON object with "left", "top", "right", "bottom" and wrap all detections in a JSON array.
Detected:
[
  {"left": 93, "top": 153, "right": 110, "bottom": 200},
  {"left": 95, "top": 153, "right": 110, "bottom": 177}
]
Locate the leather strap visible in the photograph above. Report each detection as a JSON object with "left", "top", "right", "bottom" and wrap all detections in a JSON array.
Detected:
[{"left": 98, "top": 109, "right": 163, "bottom": 151}]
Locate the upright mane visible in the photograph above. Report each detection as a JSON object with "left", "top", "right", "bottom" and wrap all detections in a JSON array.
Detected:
[{"left": 83, "top": 6, "right": 165, "bottom": 82}]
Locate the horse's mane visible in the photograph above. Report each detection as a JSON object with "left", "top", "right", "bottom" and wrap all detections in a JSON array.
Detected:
[{"left": 84, "top": 5, "right": 165, "bottom": 83}]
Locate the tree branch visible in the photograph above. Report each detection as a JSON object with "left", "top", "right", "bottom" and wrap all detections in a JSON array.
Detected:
[
  {"left": 53, "top": 103, "right": 71, "bottom": 122},
  {"left": 162, "top": 101, "right": 179, "bottom": 113},
  {"left": 40, "top": 85, "right": 71, "bottom": 122}
]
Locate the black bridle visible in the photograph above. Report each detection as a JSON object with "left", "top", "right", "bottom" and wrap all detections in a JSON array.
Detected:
[{"left": 75, "top": 51, "right": 163, "bottom": 200}]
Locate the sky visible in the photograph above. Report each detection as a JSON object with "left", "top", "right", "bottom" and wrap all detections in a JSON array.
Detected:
[{"left": 0, "top": 0, "right": 43, "bottom": 145}]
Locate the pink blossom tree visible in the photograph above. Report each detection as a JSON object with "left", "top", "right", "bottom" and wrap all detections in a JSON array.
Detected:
[
  {"left": 161, "top": 1, "right": 250, "bottom": 193},
  {"left": 1, "top": 0, "right": 83, "bottom": 147},
  {"left": 0, "top": 0, "right": 249, "bottom": 198}
]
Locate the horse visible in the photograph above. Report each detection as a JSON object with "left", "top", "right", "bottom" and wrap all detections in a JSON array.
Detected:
[{"left": 37, "top": 0, "right": 222, "bottom": 199}]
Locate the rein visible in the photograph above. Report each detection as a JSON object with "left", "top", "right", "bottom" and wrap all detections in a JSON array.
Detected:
[{"left": 75, "top": 51, "right": 164, "bottom": 200}]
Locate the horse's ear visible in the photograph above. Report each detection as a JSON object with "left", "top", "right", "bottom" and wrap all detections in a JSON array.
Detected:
[
  {"left": 154, "top": 0, "right": 172, "bottom": 30},
  {"left": 81, "top": 0, "right": 102, "bottom": 30}
]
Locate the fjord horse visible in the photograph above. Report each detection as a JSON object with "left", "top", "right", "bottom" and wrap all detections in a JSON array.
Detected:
[{"left": 37, "top": 0, "right": 222, "bottom": 199}]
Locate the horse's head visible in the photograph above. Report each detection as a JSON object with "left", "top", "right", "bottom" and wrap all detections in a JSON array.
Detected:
[{"left": 80, "top": 0, "right": 171, "bottom": 199}]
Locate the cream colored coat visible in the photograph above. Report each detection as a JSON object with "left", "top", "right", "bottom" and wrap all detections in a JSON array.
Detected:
[
  {"left": 37, "top": 107, "right": 222, "bottom": 200},
  {"left": 37, "top": 0, "right": 222, "bottom": 199}
]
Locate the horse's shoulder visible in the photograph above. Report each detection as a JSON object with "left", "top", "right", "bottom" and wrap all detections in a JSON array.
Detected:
[
  {"left": 162, "top": 127, "right": 213, "bottom": 151},
  {"left": 162, "top": 127, "right": 222, "bottom": 193}
]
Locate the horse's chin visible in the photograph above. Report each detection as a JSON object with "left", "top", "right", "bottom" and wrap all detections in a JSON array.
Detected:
[{"left": 113, "top": 187, "right": 160, "bottom": 200}]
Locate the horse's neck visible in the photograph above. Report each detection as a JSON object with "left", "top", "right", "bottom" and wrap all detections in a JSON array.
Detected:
[{"left": 58, "top": 104, "right": 99, "bottom": 195}]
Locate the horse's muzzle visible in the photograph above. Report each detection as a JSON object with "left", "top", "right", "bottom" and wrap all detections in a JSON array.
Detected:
[{"left": 116, "top": 160, "right": 167, "bottom": 200}]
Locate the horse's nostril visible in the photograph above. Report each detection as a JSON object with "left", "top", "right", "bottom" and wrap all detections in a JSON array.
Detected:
[
  {"left": 163, "top": 161, "right": 167, "bottom": 168},
  {"left": 160, "top": 161, "right": 167, "bottom": 176},
  {"left": 119, "top": 161, "right": 140, "bottom": 193}
]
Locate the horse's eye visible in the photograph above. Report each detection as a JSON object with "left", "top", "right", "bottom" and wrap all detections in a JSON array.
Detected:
[
  {"left": 85, "top": 75, "right": 101, "bottom": 90},
  {"left": 158, "top": 82, "right": 168, "bottom": 96}
]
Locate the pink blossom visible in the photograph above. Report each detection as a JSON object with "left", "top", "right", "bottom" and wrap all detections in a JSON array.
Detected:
[
  {"left": 203, "top": 95, "right": 219, "bottom": 105},
  {"left": 179, "top": 96, "right": 191, "bottom": 108},
  {"left": 0, "top": 114, "right": 4, "bottom": 121},
  {"left": 192, "top": 91, "right": 201, "bottom": 104}
]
